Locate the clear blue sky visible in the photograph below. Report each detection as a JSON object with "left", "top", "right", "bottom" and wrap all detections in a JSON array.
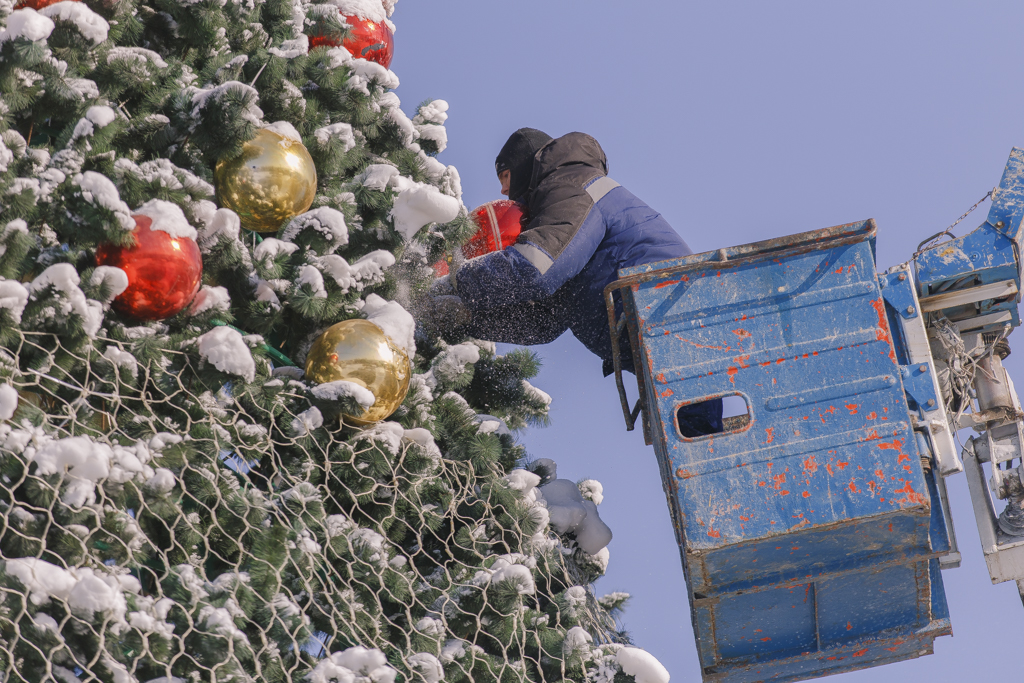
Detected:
[{"left": 393, "top": 2, "right": 1023, "bottom": 679}]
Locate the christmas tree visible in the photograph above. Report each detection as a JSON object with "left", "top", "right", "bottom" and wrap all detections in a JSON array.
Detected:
[{"left": 0, "top": 0, "right": 669, "bottom": 681}]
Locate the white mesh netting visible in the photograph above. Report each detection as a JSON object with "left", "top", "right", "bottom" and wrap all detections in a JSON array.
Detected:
[{"left": 0, "top": 329, "right": 632, "bottom": 683}]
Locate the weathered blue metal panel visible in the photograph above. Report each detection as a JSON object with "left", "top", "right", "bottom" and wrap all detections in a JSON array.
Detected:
[
  {"left": 985, "top": 146, "right": 1024, "bottom": 243},
  {"left": 900, "top": 363, "right": 940, "bottom": 414},
  {"left": 915, "top": 148, "right": 1024, "bottom": 333},
  {"left": 612, "top": 221, "right": 951, "bottom": 681}
]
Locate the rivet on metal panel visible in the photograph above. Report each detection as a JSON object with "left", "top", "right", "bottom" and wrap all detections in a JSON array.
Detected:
[
  {"left": 927, "top": 399, "right": 936, "bottom": 407},
  {"left": 898, "top": 273, "right": 907, "bottom": 281},
  {"left": 997, "top": 221, "right": 1005, "bottom": 227},
  {"left": 919, "top": 364, "right": 928, "bottom": 372},
  {"left": 907, "top": 305, "right": 916, "bottom": 315}
]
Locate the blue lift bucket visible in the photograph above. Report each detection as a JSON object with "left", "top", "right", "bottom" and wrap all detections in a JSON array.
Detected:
[{"left": 605, "top": 220, "right": 953, "bottom": 682}]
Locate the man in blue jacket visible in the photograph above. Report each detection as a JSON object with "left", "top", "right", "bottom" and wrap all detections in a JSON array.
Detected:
[{"left": 428, "top": 128, "right": 722, "bottom": 436}]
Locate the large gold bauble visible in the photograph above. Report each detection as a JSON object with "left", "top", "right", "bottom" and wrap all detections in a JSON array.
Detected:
[
  {"left": 13, "top": 390, "right": 111, "bottom": 432},
  {"left": 305, "top": 319, "right": 411, "bottom": 425},
  {"left": 214, "top": 129, "right": 317, "bottom": 234}
]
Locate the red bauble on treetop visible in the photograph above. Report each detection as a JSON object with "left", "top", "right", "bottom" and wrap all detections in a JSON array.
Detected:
[
  {"left": 12, "top": 0, "right": 72, "bottom": 9},
  {"left": 96, "top": 213, "right": 202, "bottom": 321},
  {"left": 309, "top": 13, "right": 394, "bottom": 68},
  {"left": 433, "top": 200, "right": 525, "bottom": 277}
]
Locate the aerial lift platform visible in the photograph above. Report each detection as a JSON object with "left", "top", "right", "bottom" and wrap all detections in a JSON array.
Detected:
[{"left": 604, "top": 148, "right": 1024, "bottom": 682}]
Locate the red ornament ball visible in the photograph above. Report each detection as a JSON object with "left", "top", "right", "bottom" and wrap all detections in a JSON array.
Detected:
[
  {"left": 96, "top": 215, "right": 202, "bottom": 321},
  {"left": 309, "top": 13, "right": 394, "bottom": 68},
  {"left": 13, "top": 0, "right": 73, "bottom": 9},
  {"left": 433, "top": 200, "right": 525, "bottom": 276}
]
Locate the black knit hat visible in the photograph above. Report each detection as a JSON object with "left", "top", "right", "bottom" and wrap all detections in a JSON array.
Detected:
[{"left": 495, "top": 128, "right": 552, "bottom": 202}]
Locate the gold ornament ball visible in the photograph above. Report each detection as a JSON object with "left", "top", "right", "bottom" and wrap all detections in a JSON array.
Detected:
[
  {"left": 214, "top": 129, "right": 317, "bottom": 234},
  {"left": 12, "top": 390, "right": 111, "bottom": 432},
  {"left": 305, "top": 319, "right": 411, "bottom": 425}
]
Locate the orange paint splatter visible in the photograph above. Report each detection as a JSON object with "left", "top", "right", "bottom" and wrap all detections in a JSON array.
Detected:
[
  {"left": 707, "top": 529, "right": 721, "bottom": 538},
  {"left": 878, "top": 439, "right": 909, "bottom": 462},
  {"left": 846, "top": 622, "right": 853, "bottom": 631},
  {"left": 726, "top": 366, "right": 739, "bottom": 384},
  {"left": 849, "top": 481, "right": 860, "bottom": 493},
  {"left": 866, "top": 411, "right": 878, "bottom": 420},
  {"left": 852, "top": 648, "right": 868, "bottom": 658},
  {"left": 825, "top": 405, "right": 836, "bottom": 415},
  {"left": 894, "top": 480, "right": 926, "bottom": 505},
  {"left": 869, "top": 298, "right": 897, "bottom": 362},
  {"left": 863, "top": 429, "right": 880, "bottom": 441},
  {"left": 765, "top": 427, "right": 775, "bottom": 444},
  {"left": 803, "top": 456, "right": 818, "bottom": 474},
  {"left": 734, "top": 354, "right": 751, "bottom": 369},
  {"left": 659, "top": 388, "right": 674, "bottom": 398},
  {"left": 676, "top": 468, "right": 695, "bottom": 480},
  {"left": 779, "top": 490, "right": 790, "bottom": 496},
  {"left": 654, "top": 279, "right": 681, "bottom": 289},
  {"left": 845, "top": 403, "right": 859, "bottom": 415},
  {"left": 802, "top": 491, "right": 811, "bottom": 498},
  {"left": 773, "top": 473, "right": 786, "bottom": 490}
]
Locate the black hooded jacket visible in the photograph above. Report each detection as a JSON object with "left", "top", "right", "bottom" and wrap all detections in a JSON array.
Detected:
[{"left": 459, "top": 132, "right": 692, "bottom": 374}]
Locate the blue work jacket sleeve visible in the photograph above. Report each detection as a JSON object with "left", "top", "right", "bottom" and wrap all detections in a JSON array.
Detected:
[{"left": 454, "top": 184, "right": 608, "bottom": 310}]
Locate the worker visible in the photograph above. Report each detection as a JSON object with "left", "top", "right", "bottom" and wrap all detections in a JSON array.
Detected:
[{"left": 423, "top": 128, "right": 722, "bottom": 436}]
